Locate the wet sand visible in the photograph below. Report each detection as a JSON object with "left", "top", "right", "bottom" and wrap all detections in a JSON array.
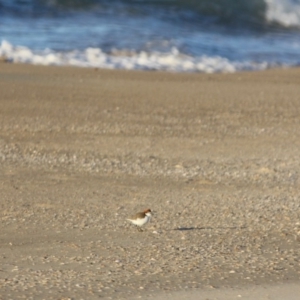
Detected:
[{"left": 0, "top": 63, "right": 299, "bottom": 299}]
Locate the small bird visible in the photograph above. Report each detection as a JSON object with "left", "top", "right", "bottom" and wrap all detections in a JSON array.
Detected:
[{"left": 127, "top": 209, "right": 152, "bottom": 231}]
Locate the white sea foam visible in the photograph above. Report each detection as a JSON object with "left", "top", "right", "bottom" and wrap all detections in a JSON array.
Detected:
[
  {"left": 0, "top": 40, "right": 271, "bottom": 73},
  {"left": 265, "top": 0, "right": 300, "bottom": 27}
]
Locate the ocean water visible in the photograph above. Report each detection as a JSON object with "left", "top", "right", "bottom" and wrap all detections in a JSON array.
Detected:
[{"left": 0, "top": 0, "right": 300, "bottom": 73}]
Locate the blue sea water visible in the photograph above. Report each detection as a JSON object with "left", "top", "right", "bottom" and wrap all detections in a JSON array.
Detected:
[{"left": 0, "top": 0, "right": 300, "bottom": 72}]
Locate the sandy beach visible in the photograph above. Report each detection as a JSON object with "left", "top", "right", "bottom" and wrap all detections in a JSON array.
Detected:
[{"left": 0, "top": 63, "right": 299, "bottom": 299}]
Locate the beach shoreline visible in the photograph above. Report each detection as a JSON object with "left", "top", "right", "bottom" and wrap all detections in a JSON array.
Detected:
[{"left": 0, "top": 63, "right": 299, "bottom": 299}]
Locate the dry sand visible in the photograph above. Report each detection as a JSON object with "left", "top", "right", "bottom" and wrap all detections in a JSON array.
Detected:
[{"left": 0, "top": 63, "right": 299, "bottom": 299}]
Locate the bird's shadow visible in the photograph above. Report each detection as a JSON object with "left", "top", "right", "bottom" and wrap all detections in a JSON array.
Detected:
[{"left": 174, "top": 226, "right": 247, "bottom": 231}]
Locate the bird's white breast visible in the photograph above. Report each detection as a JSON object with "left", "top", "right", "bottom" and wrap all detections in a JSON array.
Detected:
[{"left": 129, "top": 215, "right": 150, "bottom": 226}]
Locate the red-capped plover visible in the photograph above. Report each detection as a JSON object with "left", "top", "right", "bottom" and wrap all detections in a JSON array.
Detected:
[{"left": 127, "top": 209, "right": 152, "bottom": 231}]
